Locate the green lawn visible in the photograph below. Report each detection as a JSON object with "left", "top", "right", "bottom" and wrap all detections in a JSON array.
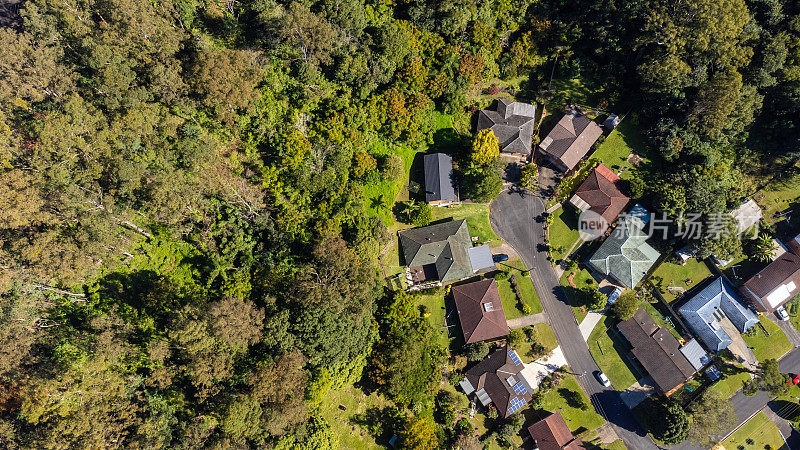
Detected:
[
  {"left": 753, "top": 172, "right": 800, "bottom": 220},
  {"left": 413, "top": 287, "right": 451, "bottom": 349},
  {"left": 517, "top": 323, "right": 558, "bottom": 363},
  {"left": 362, "top": 139, "right": 419, "bottom": 226},
  {"left": 494, "top": 258, "right": 543, "bottom": 318},
  {"left": 720, "top": 411, "right": 787, "bottom": 450},
  {"left": 431, "top": 203, "right": 502, "bottom": 247},
  {"left": 546, "top": 77, "right": 604, "bottom": 111},
  {"left": 743, "top": 316, "right": 793, "bottom": 362},
  {"left": 706, "top": 363, "right": 752, "bottom": 400},
  {"left": 587, "top": 316, "right": 640, "bottom": 390},
  {"left": 540, "top": 374, "right": 605, "bottom": 435},
  {"left": 560, "top": 268, "right": 596, "bottom": 323},
  {"left": 649, "top": 259, "right": 713, "bottom": 303},
  {"left": 591, "top": 121, "right": 649, "bottom": 180},
  {"left": 319, "top": 384, "right": 394, "bottom": 449},
  {"left": 548, "top": 206, "right": 581, "bottom": 262},
  {"left": 602, "top": 440, "right": 627, "bottom": 450}
]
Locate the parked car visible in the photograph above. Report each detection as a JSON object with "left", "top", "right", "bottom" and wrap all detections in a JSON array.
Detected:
[
  {"left": 776, "top": 306, "right": 790, "bottom": 321},
  {"left": 788, "top": 374, "right": 800, "bottom": 387},
  {"left": 606, "top": 287, "right": 623, "bottom": 305},
  {"left": 595, "top": 371, "right": 611, "bottom": 387},
  {"left": 492, "top": 254, "right": 509, "bottom": 263}
]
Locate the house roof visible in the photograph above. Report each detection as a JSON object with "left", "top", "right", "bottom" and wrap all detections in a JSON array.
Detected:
[
  {"left": 452, "top": 279, "right": 509, "bottom": 343},
  {"left": 464, "top": 345, "right": 532, "bottom": 417},
  {"left": 467, "top": 245, "right": 495, "bottom": 272},
  {"left": 680, "top": 338, "right": 712, "bottom": 371},
  {"left": 678, "top": 277, "right": 759, "bottom": 352},
  {"left": 587, "top": 218, "right": 660, "bottom": 288},
  {"left": 527, "top": 411, "right": 587, "bottom": 450},
  {"left": 570, "top": 164, "right": 629, "bottom": 226},
  {"left": 424, "top": 153, "right": 456, "bottom": 203},
  {"left": 740, "top": 252, "right": 800, "bottom": 312},
  {"left": 538, "top": 109, "right": 603, "bottom": 170},
  {"left": 617, "top": 308, "right": 696, "bottom": 394},
  {"left": 477, "top": 99, "right": 536, "bottom": 155},
  {"left": 398, "top": 220, "right": 474, "bottom": 283},
  {"left": 729, "top": 199, "right": 763, "bottom": 235}
]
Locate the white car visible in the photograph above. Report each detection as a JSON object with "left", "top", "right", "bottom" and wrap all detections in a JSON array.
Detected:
[
  {"left": 595, "top": 371, "right": 611, "bottom": 387},
  {"left": 776, "top": 306, "right": 790, "bottom": 321}
]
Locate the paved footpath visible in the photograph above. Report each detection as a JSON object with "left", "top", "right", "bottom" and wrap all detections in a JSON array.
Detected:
[{"left": 506, "top": 311, "right": 549, "bottom": 329}]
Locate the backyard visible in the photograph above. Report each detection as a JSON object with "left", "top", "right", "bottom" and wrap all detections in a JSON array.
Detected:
[
  {"left": 706, "top": 363, "right": 752, "bottom": 400},
  {"left": 413, "top": 287, "right": 452, "bottom": 349},
  {"left": 431, "top": 203, "right": 502, "bottom": 247},
  {"left": 538, "top": 374, "right": 606, "bottom": 435},
  {"left": 742, "top": 316, "right": 793, "bottom": 362},
  {"left": 649, "top": 258, "right": 713, "bottom": 303},
  {"left": 590, "top": 120, "right": 649, "bottom": 180},
  {"left": 320, "top": 384, "right": 394, "bottom": 449},
  {"left": 720, "top": 411, "right": 787, "bottom": 450},
  {"left": 516, "top": 323, "right": 558, "bottom": 363},
  {"left": 587, "top": 316, "right": 640, "bottom": 390},
  {"left": 494, "top": 258, "right": 543, "bottom": 318}
]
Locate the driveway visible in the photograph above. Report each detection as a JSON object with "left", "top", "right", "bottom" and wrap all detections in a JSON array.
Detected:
[{"left": 490, "top": 188, "right": 657, "bottom": 450}]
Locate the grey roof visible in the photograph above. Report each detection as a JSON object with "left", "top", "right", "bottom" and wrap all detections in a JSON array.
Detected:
[
  {"left": 477, "top": 99, "right": 536, "bottom": 155},
  {"left": 424, "top": 153, "right": 456, "bottom": 203},
  {"left": 678, "top": 277, "right": 759, "bottom": 353},
  {"left": 679, "top": 339, "right": 712, "bottom": 371},
  {"left": 468, "top": 245, "right": 495, "bottom": 272},
  {"left": 587, "top": 218, "right": 660, "bottom": 288},
  {"left": 730, "top": 199, "right": 762, "bottom": 235},
  {"left": 398, "top": 220, "right": 474, "bottom": 283}
]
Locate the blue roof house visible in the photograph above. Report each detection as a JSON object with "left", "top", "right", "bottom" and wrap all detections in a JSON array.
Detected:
[{"left": 678, "top": 277, "right": 759, "bottom": 352}]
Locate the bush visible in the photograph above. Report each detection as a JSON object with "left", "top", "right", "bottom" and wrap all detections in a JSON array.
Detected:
[
  {"left": 465, "top": 342, "right": 490, "bottom": 362},
  {"left": 610, "top": 292, "right": 638, "bottom": 320},
  {"left": 521, "top": 303, "right": 532, "bottom": 315},
  {"left": 508, "top": 329, "right": 524, "bottom": 347},
  {"left": 381, "top": 154, "right": 405, "bottom": 182},
  {"left": 413, "top": 203, "right": 432, "bottom": 226},
  {"left": 461, "top": 162, "right": 502, "bottom": 203},
  {"left": 494, "top": 271, "right": 509, "bottom": 281}
]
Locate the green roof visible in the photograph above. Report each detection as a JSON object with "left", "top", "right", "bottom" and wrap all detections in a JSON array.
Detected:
[
  {"left": 588, "top": 219, "right": 660, "bottom": 288},
  {"left": 399, "top": 219, "right": 474, "bottom": 283}
]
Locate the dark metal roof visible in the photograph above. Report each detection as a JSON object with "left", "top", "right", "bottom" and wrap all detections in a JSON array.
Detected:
[
  {"left": 424, "top": 153, "right": 456, "bottom": 203},
  {"left": 476, "top": 99, "right": 536, "bottom": 155}
]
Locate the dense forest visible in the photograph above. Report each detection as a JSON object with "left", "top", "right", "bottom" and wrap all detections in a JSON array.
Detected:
[{"left": 1, "top": 0, "right": 799, "bottom": 447}]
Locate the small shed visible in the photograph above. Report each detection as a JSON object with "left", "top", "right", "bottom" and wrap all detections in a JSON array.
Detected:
[
  {"left": 679, "top": 339, "right": 712, "bottom": 371},
  {"left": 468, "top": 245, "right": 495, "bottom": 272}
]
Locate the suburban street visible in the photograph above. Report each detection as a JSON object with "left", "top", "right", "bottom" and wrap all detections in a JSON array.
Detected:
[{"left": 490, "top": 187, "right": 658, "bottom": 450}]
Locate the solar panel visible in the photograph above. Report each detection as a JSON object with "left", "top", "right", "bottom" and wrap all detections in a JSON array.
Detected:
[
  {"left": 513, "top": 382, "right": 527, "bottom": 395},
  {"left": 508, "top": 350, "right": 521, "bottom": 365}
]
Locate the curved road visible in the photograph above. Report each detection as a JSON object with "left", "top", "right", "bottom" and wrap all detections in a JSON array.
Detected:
[{"left": 490, "top": 188, "right": 658, "bottom": 450}]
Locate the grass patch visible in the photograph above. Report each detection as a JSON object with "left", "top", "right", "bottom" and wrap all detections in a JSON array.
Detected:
[
  {"left": 362, "top": 139, "right": 419, "bottom": 226},
  {"left": 587, "top": 316, "right": 640, "bottom": 390},
  {"left": 493, "top": 258, "right": 543, "bottom": 318},
  {"left": 546, "top": 77, "right": 604, "bottom": 111},
  {"left": 591, "top": 120, "right": 649, "bottom": 180},
  {"left": 413, "top": 288, "right": 451, "bottom": 349},
  {"left": 753, "top": 172, "right": 800, "bottom": 220},
  {"left": 706, "top": 363, "right": 752, "bottom": 400},
  {"left": 548, "top": 207, "right": 581, "bottom": 262},
  {"left": 431, "top": 204, "right": 502, "bottom": 247},
  {"left": 602, "top": 440, "right": 627, "bottom": 450},
  {"left": 649, "top": 259, "right": 713, "bottom": 303},
  {"left": 517, "top": 323, "right": 558, "bottom": 363},
  {"left": 319, "top": 384, "right": 394, "bottom": 449},
  {"left": 560, "top": 268, "right": 596, "bottom": 323},
  {"left": 540, "top": 374, "right": 605, "bottom": 434},
  {"left": 720, "top": 411, "right": 786, "bottom": 450},
  {"left": 743, "top": 315, "right": 793, "bottom": 362}
]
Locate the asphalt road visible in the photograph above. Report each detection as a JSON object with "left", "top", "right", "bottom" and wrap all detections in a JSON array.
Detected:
[{"left": 490, "top": 188, "right": 658, "bottom": 450}]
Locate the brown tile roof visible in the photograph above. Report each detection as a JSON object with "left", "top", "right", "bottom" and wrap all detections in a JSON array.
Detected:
[
  {"left": 538, "top": 110, "right": 603, "bottom": 170},
  {"left": 527, "top": 412, "right": 588, "bottom": 450},
  {"left": 617, "top": 308, "right": 695, "bottom": 394},
  {"left": 740, "top": 252, "right": 800, "bottom": 312},
  {"left": 573, "top": 164, "right": 629, "bottom": 226},
  {"left": 452, "top": 279, "right": 509, "bottom": 344},
  {"left": 464, "top": 344, "right": 532, "bottom": 417}
]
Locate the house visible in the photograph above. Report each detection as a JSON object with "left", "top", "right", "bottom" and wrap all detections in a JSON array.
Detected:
[
  {"left": 568, "top": 163, "right": 629, "bottom": 231},
  {"left": 729, "top": 199, "right": 762, "bottom": 235},
  {"left": 740, "top": 251, "right": 800, "bottom": 313},
  {"left": 424, "top": 153, "right": 457, "bottom": 206},
  {"left": 617, "top": 308, "right": 696, "bottom": 395},
  {"left": 537, "top": 108, "right": 603, "bottom": 172},
  {"left": 785, "top": 232, "right": 800, "bottom": 256},
  {"left": 476, "top": 99, "right": 536, "bottom": 157},
  {"left": 527, "top": 411, "right": 587, "bottom": 450},
  {"left": 678, "top": 277, "right": 758, "bottom": 352},
  {"left": 452, "top": 279, "right": 509, "bottom": 344},
  {"left": 603, "top": 114, "right": 621, "bottom": 132},
  {"left": 587, "top": 216, "right": 660, "bottom": 288},
  {"left": 399, "top": 220, "right": 474, "bottom": 285},
  {"left": 460, "top": 345, "right": 532, "bottom": 418}
]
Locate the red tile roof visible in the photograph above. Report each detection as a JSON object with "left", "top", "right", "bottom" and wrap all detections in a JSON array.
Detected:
[
  {"left": 527, "top": 411, "right": 588, "bottom": 450},
  {"left": 573, "top": 163, "right": 629, "bottom": 226}
]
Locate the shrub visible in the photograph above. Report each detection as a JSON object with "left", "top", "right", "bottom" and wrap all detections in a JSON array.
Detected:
[
  {"left": 381, "top": 154, "right": 405, "bottom": 181},
  {"left": 521, "top": 303, "right": 532, "bottom": 315},
  {"left": 412, "top": 203, "right": 432, "bottom": 226}
]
